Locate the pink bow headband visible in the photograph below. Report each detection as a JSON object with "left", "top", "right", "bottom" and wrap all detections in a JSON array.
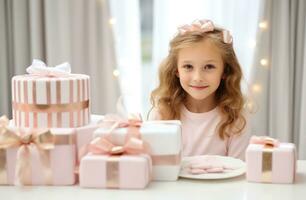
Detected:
[{"left": 177, "top": 19, "right": 233, "bottom": 44}]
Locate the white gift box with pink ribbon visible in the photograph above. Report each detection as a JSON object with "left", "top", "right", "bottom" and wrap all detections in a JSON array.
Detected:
[
  {"left": 245, "top": 136, "right": 296, "bottom": 184},
  {"left": 93, "top": 120, "right": 182, "bottom": 181}
]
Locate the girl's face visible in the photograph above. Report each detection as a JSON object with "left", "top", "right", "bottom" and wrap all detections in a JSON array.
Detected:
[{"left": 177, "top": 39, "right": 224, "bottom": 105}]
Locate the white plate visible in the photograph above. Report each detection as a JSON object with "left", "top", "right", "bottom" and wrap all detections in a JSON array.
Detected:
[{"left": 179, "top": 155, "right": 246, "bottom": 180}]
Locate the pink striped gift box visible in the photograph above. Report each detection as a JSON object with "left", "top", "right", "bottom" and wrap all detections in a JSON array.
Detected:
[{"left": 11, "top": 74, "right": 90, "bottom": 128}]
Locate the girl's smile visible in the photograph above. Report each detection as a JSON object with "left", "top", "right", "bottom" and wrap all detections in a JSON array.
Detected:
[{"left": 189, "top": 85, "right": 209, "bottom": 90}]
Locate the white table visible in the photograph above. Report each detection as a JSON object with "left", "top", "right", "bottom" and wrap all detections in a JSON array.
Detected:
[{"left": 1, "top": 161, "right": 305, "bottom": 200}]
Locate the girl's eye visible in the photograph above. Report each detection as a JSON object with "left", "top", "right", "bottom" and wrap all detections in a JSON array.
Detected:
[
  {"left": 204, "top": 64, "right": 216, "bottom": 70},
  {"left": 183, "top": 64, "right": 193, "bottom": 70}
]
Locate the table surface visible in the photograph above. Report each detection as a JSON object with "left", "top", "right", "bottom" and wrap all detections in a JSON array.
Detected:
[{"left": 1, "top": 160, "right": 305, "bottom": 200}]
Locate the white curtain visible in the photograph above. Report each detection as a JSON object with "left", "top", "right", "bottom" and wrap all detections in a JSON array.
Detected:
[
  {"left": 149, "top": 0, "right": 261, "bottom": 114},
  {"left": 0, "top": 0, "right": 120, "bottom": 117},
  {"left": 109, "top": 0, "right": 142, "bottom": 114},
  {"left": 250, "top": 0, "right": 306, "bottom": 159}
]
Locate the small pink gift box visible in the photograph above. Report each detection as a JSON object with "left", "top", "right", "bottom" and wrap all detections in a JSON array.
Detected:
[
  {"left": 80, "top": 153, "right": 151, "bottom": 189},
  {"left": 0, "top": 120, "right": 77, "bottom": 186},
  {"left": 246, "top": 136, "right": 296, "bottom": 184}
]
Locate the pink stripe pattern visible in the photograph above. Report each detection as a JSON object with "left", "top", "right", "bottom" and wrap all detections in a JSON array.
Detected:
[{"left": 11, "top": 74, "right": 90, "bottom": 128}]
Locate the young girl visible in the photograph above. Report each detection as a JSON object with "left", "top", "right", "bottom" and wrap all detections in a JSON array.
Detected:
[{"left": 149, "top": 19, "right": 251, "bottom": 160}]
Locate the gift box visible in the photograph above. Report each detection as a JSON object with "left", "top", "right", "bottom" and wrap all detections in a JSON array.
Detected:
[
  {"left": 11, "top": 59, "right": 90, "bottom": 128},
  {"left": 80, "top": 153, "right": 151, "bottom": 189},
  {"left": 0, "top": 118, "right": 77, "bottom": 185},
  {"left": 245, "top": 136, "right": 296, "bottom": 184},
  {"left": 93, "top": 120, "right": 182, "bottom": 181},
  {"left": 76, "top": 114, "right": 104, "bottom": 161}
]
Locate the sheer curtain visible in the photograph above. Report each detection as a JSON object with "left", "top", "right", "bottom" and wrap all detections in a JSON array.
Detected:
[
  {"left": 250, "top": 0, "right": 306, "bottom": 159},
  {"left": 148, "top": 0, "right": 261, "bottom": 114},
  {"left": 0, "top": 0, "right": 119, "bottom": 117},
  {"left": 109, "top": 0, "right": 142, "bottom": 114}
]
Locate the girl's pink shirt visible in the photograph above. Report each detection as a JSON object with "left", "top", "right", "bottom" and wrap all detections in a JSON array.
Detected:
[{"left": 149, "top": 105, "right": 251, "bottom": 160}]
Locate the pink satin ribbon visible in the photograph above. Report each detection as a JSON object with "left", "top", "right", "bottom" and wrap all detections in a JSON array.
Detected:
[
  {"left": 88, "top": 113, "right": 148, "bottom": 155},
  {"left": 0, "top": 115, "right": 75, "bottom": 185},
  {"left": 249, "top": 136, "right": 280, "bottom": 148},
  {"left": 88, "top": 136, "right": 147, "bottom": 156},
  {"left": 78, "top": 113, "right": 144, "bottom": 161},
  {"left": 250, "top": 135, "right": 279, "bottom": 182},
  {"left": 98, "top": 113, "right": 142, "bottom": 133},
  {"left": 85, "top": 114, "right": 151, "bottom": 188},
  {"left": 0, "top": 115, "right": 55, "bottom": 185},
  {"left": 177, "top": 19, "right": 233, "bottom": 44}
]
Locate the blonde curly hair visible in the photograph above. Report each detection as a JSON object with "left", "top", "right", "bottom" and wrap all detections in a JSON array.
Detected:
[{"left": 150, "top": 30, "right": 246, "bottom": 140}]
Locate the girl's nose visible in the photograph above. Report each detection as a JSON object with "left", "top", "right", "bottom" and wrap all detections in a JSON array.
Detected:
[{"left": 193, "top": 70, "right": 204, "bottom": 82}]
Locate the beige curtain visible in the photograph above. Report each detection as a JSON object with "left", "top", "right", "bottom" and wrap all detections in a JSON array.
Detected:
[
  {"left": 0, "top": 0, "right": 120, "bottom": 117},
  {"left": 250, "top": 0, "right": 306, "bottom": 159}
]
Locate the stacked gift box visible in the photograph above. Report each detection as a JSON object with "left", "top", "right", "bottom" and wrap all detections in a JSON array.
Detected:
[{"left": 0, "top": 59, "right": 182, "bottom": 188}]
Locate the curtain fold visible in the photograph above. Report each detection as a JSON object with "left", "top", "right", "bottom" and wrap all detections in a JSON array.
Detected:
[
  {"left": 250, "top": 0, "right": 306, "bottom": 159},
  {"left": 0, "top": 0, "right": 120, "bottom": 117}
]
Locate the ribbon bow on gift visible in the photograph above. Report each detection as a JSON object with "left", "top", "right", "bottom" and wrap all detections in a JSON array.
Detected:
[
  {"left": 99, "top": 113, "right": 142, "bottom": 134},
  {"left": 26, "top": 59, "right": 71, "bottom": 77},
  {"left": 78, "top": 113, "right": 145, "bottom": 161},
  {"left": 177, "top": 19, "right": 233, "bottom": 44},
  {"left": 94, "top": 113, "right": 145, "bottom": 155},
  {"left": 88, "top": 136, "right": 147, "bottom": 156},
  {"left": 249, "top": 136, "right": 280, "bottom": 148},
  {"left": 0, "top": 115, "right": 55, "bottom": 185}
]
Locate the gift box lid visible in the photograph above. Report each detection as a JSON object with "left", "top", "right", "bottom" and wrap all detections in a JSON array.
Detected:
[{"left": 246, "top": 143, "right": 296, "bottom": 153}]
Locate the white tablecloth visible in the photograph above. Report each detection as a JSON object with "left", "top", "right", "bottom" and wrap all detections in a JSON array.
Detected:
[{"left": 1, "top": 161, "right": 305, "bottom": 200}]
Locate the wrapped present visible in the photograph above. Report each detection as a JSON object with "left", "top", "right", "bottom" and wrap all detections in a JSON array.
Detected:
[
  {"left": 246, "top": 136, "right": 296, "bottom": 184},
  {"left": 11, "top": 59, "right": 90, "bottom": 128},
  {"left": 79, "top": 130, "right": 151, "bottom": 189},
  {"left": 76, "top": 114, "right": 104, "bottom": 161},
  {"left": 0, "top": 116, "right": 76, "bottom": 185},
  {"left": 93, "top": 115, "right": 182, "bottom": 181}
]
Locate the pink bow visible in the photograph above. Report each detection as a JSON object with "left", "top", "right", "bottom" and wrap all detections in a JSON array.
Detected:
[
  {"left": 98, "top": 113, "right": 142, "bottom": 133},
  {"left": 88, "top": 136, "right": 146, "bottom": 155},
  {"left": 250, "top": 136, "right": 280, "bottom": 147},
  {"left": 78, "top": 113, "right": 145, "bottom": 161},
  {"left": 177, "top": 19, "right": 233, "bottom": 44}
]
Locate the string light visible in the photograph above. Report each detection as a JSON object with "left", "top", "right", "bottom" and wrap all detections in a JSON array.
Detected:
[
  {"left": 260, "top": 59, "right": 269, "bottom": 67},
  {"left": 113, "top": 69, "right": 120, "bottom": 77},
  {"left": 252, "top": 84, "right": 261, "bottom": 93},
  {"left": 259, "top": 21, "right": 268, "bottom": 29},
  {"left": 109, "top": 18, "right": 117, "bottom": 25},
  {"left": 246, "top": 102, "right": 254, "bottom": 110}
]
